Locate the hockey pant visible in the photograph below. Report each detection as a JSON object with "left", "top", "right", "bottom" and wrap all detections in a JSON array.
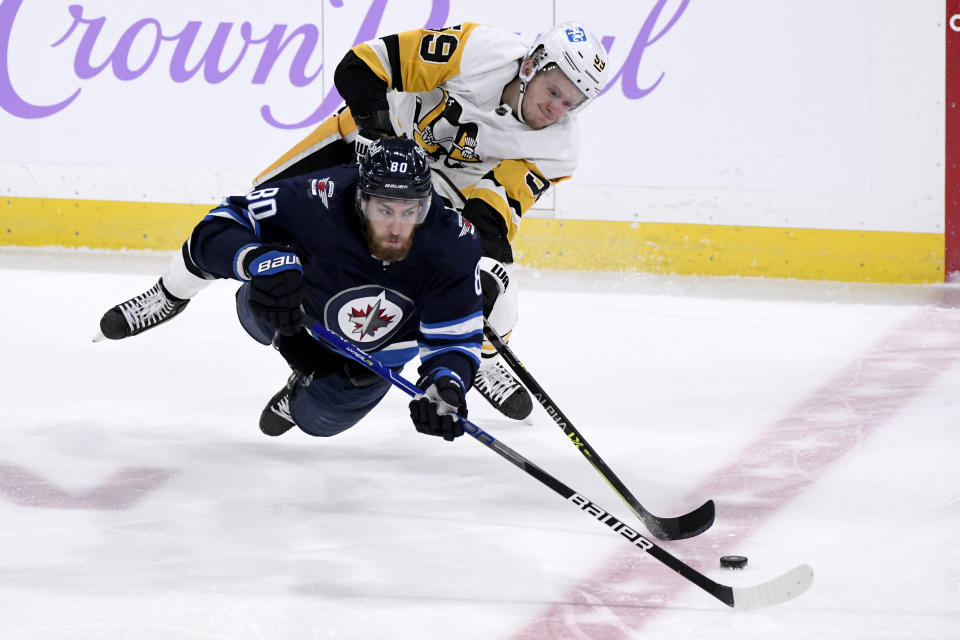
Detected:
[{"left": 254, "top": 106, "right": 359, "bottom": 186}]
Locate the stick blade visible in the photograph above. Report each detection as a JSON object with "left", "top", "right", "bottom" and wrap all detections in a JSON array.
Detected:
[
  {"left": 731, "top": 564, "right": 814, "bottom": 610},
  {"left": 644, "top": 499, "right": 716, "bottom": 540}
]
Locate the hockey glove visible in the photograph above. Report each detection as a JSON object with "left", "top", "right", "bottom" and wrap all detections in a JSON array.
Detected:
[
  {"left": 353, "top": 109, "right": 394, "bottom": 163},
  {"left": 409, "top": 371, "right": 467, "bottom": 441},
  {"left": 478, "top": 257, "right": 518, "bottom": 361},
  {"left": 242, "top": 244, "right": 305, "bottom": 336},
  {"left": 479, "top": 267, "right": 501, "bottom": 318},
  {"left": 354, "top": 129, "right": 383, "bottom": 164},
  {"left": 478, "top": 257, "right": 513, "bottom": 319}
]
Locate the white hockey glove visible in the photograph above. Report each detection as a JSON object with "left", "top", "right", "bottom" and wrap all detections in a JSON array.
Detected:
[
  {"left": 478, "top": 256, "right": 519, "bottom": 359},
  {"left": 352, "top": 109, "right": 394, "bottom": 163},
  {"left": 353, "top": 129, "right": 380, "bottom": 164}
]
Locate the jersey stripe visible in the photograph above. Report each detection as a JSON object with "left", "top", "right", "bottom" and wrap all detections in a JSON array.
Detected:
[
  {"left": 419, "top": 310, "right": 482, "bottom": 367},
  {"left": 420, "top": 311, "right": 483, "bottom": 336},
  {"left": 420, "top": 329, "right": 484, "bottom": 346},
  {"left": 379, "top": 339, "right": 418, "bottom": 352},
  {"left": 463, "top": 159, "right": 568, "bottom": 241},
  {"left": 419, "top": 344, "right": 482, "bottom": 368},
  {"left": 462, "top": 181, "right": 518, "bottom": 241},
  {"left": 397, "top": 24, "right": 474, "bottom": 93},
  {"left": 353, "top": 23, "right": 482, "bottom": 94},
  {"left": 375, "top": 340, "right": 419, "bottom": 368},
  {"left": 255, "top": 107, "right": 357, "bottom": 185},
  {"left": 352, "top": 42, "right": 392, "bottom": 85},
  {"left": 381, "top": 34, "right": 404, "bottom": 91},
  {"left": 204, "top": 205, "right": 260, "bottom": 237}
]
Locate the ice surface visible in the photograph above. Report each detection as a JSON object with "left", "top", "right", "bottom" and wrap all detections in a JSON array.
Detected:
[{"left": 1, "top": 247, "right": 958, "bottom": 639}]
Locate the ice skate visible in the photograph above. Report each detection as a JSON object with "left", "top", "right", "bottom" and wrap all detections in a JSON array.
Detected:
[
  {"left": 260, "top": 374, "right": 300, "bottom": 436},
  {"left": 473, "top": 359, "right": 532, "bottom": 420},
  {"left": 94, "top": 279, "right": 189, "bottom": 341}
]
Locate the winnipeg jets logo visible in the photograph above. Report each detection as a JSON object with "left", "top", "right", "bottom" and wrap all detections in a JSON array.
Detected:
[
  {"left": 455, "top": 211, "right": 475, "bottom": 238},
  {"left": 325, "top": 285, "right": 414, "bottom": 350},
  {"left": 310, "top": 178, "right": 335, "bottom": 208},
  {"left": 347, "top": 291, "right": 396, "bottom": 340}
]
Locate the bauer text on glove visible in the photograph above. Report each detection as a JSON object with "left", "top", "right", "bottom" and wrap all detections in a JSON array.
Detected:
[{"left": 239, "top": 244, "right": 304, "bottom": 336}]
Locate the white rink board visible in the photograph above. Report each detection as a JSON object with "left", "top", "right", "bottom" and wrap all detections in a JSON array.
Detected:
[{"left": 0, "top": 0, "right": 945, "bottom": 232}]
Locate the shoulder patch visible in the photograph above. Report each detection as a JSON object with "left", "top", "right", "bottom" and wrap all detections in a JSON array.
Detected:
[
  {"left": 310, "top": 178, "right": 335, "bottom": 208},
  {"left": 456, "top": 211, "right": 475, "bottom": 238}
]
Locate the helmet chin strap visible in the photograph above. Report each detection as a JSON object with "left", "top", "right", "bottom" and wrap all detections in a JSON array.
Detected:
[{"left": 514, "top": 63, "right": 536, "bottom": 126}]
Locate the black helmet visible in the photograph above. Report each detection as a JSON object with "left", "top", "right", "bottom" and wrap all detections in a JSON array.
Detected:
[
  {"left": 356, "top": 138, "right": 432, "bottom": 223},
  {"left": 358, "top": 138, "right": 431, "bottom": 199}
]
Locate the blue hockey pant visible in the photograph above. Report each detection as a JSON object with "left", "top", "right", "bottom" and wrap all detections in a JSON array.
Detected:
[{"left": 235, "top": 283, "right": 392, "bottom": 436}]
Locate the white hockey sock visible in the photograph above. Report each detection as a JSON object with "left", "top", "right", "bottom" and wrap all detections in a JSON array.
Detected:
[{"left": 160, "top": 247, "right": 212, "bottom": 299}]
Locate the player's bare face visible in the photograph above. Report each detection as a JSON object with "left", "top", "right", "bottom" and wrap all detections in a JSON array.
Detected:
[
  {"left": 522, "top": 68, "right": 587, "bottom": 129},
  {"left": 362, "top": 196, "right": 422, "bottom": 261}
]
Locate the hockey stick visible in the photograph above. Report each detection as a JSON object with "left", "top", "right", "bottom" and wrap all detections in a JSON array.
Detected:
[
  {"left": 483, "top": 322, "right": 715, "bottom": 540},
  {"left": 306, "top": 320, "right": 814, "bottom": 610}
]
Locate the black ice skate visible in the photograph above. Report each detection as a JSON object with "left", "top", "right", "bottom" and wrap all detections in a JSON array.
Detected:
[
  {"left": 473, "top": 360, "right": 533, "bottom": 420},
  {"left": 259, "top": 374, "right": 300, "bottom": 436},
  {"left": 94, "top": 279, "right": 189, "bottom": 341}
]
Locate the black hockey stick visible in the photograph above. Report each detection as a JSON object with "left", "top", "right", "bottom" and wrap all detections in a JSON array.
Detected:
[
  {"left": 306, "top": 321, "right": 814, "bottom": 610},
  {"left": 483, "top": 322, "right": 715, "bottom": 540}
]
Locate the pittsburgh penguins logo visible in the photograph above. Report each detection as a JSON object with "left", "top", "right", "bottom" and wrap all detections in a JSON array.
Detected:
[
  {"left": 323, "top": 285, "right": 414, "bottom": 351},
  {"left": 413, "top": 89, "right": 481, "bottom": 168}
]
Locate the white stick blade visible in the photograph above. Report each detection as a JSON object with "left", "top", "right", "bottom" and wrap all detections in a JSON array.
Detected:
[{"left": 732, "top": 564, "right": 814, "bottom": 610}]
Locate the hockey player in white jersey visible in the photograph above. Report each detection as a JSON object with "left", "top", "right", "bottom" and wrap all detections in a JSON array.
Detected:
[{"left": 96, "top": 21, "right": 609, "bottom": 422}]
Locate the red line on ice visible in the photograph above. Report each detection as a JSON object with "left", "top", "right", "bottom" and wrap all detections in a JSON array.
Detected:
[
  {"left": 511, "top": 303, "right": 960, "bottom": 639},
  {"left": 0, "top": 466, "right": 174, "bottom": 510}
]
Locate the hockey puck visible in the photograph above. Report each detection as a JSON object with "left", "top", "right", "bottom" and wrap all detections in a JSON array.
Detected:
[{"left": 720, "top": 555, "right": 748, "bottom": 569}]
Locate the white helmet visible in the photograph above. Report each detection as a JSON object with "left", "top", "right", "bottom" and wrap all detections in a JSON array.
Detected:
[{"left": 516, "top": 22, "right": 608, "bottom": 124}]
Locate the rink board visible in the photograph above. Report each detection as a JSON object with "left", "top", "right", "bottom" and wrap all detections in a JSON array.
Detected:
[{"left": 0, "top": 196, "right": 943, "bottom": 284}]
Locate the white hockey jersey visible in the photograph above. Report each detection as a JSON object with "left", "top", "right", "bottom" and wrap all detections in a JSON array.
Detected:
[
  {"left": 353, "top": 23, "right": 580, "bottom": 241},
  {"left": 256, "top": 23, "right": 581, "bottom": 245}
]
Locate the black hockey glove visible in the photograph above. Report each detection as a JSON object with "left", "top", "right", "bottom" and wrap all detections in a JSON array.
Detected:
[
  {"left": 353, "top": 109, "right": 394, "bottom": 163},
  {"left": 273, "top": 329, "right": 345, "bottom": 378},
  {"left": 242, "top": 244, "right": 304, "bottom": 336},
  {"left": 409, "top": 371, "right": 467, "bottom": 441}
]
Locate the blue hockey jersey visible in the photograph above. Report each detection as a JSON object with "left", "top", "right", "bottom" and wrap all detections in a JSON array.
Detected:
[{"left": 187, "top": 164, "right": 483, "bottom": 387}]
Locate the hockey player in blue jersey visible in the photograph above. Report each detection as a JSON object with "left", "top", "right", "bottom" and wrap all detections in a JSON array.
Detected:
[
  {"left": 97, "top": 139, "right": 483, "bottom": 441},
  {"left": 91, "top": 22, "right": 610, "bottom": 424}
]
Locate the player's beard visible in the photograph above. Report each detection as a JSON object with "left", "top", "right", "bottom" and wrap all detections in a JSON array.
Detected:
[{"left": 364, "top": 221, "right": 416, "bottom": 262}]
